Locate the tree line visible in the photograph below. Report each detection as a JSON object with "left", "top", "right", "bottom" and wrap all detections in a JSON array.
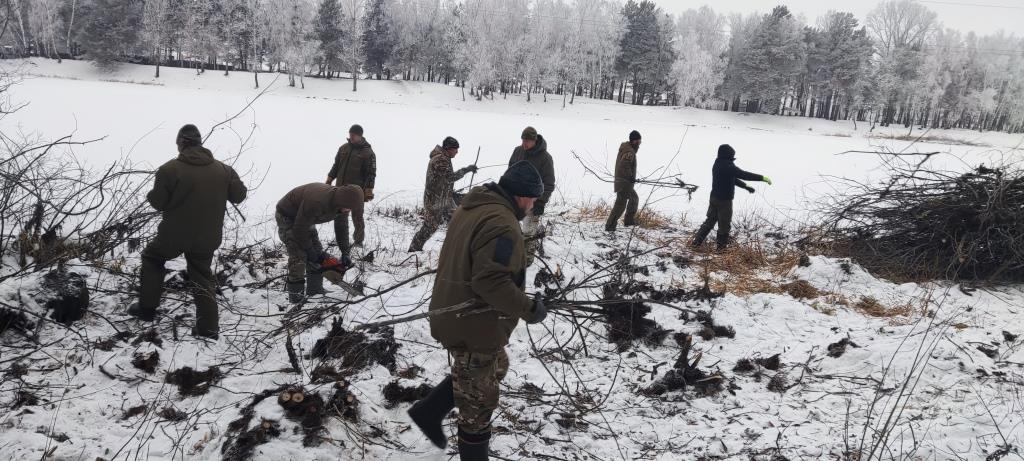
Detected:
[{"left": 2, "top": 0, "right": 1023, "bottom": 133}]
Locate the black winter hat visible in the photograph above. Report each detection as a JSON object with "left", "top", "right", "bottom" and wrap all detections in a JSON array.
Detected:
[
  {"left": 176, "top": 124, "right": 202, "bottom": 148},
  {"left": 499, "top": 161, "right": 544, "bottom": 198},
  {"left": 349, "top": 124, "right": 364, "bottom": 136},
  {"left": 442, "top": 136, "right": 460, "bottom": 150},
  {"left": 629, "top": 130, "right": 642, "bottom": 141},
  {"left": 521, "top": 126, "right": 538, "bottom": 141},
  {"left": 718, "top": 144, "right": 736, "bottom": 159}
]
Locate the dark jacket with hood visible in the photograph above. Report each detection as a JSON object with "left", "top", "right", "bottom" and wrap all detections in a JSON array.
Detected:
[
  {"left": 276, "top": 183, "right": 364, "bottom": 251},
  {"left": 328, "top": 138, "right": 377, "bottom": 189},
  {"left": 614, "top": 141, "right": 638, "bottom": 193},
  {"left": 429, "top": 183, "right": 533, "bottom": 353},
  {"left": 710, "top": 150, "right": 765, "bottom": 201},
  {"left": 147, "top": 146, "right": 247, "bottom": 253},
  {"left": 508, "top": 135, "right": 555, "bottom": 210}
]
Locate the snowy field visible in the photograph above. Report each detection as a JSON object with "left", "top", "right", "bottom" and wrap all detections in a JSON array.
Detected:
[{"left": 1, "top": 59, "right": 1023, "bottom": 461}]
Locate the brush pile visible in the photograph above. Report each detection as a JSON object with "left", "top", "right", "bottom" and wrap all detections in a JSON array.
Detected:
[{"left": 820, "top": 158, "right": 1024, "bottom": 281}]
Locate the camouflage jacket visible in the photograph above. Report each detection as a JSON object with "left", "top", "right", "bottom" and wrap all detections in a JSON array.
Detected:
[{"left": 423, "top": 146, "right": 470, "bottom": 213}]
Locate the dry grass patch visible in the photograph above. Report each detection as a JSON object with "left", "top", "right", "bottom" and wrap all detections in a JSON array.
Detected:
[
  {"left": 572, "top": 202, "right": 673, "bottom": 229},
  {"left": 869, "top": 133, "right": 989, "bottom": 147},
  {"left": 782, "top": 280, "right": 821, "bottom": 299},
  {"left": 854, "top": 295, "right": 913, "bottom": 318}
]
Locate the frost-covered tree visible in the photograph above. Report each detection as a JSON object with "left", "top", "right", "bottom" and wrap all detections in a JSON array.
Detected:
[
  {"left": 670, "top": 6, "right": 727, "bottom": 108},
  {"left": 803, "top": 11, "right": 873, "bottom": 120},
  {"left": 341, "top": 0, "right": 364, "bottom": 90},
  {"left": 616, "top": 0, "right": 666, "bottom": 105},
  {"left": 867, "top": 0, "right": 937, "bottom": 125}
]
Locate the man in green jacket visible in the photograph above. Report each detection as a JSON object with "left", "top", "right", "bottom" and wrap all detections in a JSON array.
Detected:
[
  {"left": 276, "top": 183, "right": 364, "bottom": 303},
  {"left": 606, "top": 130, "right": 641, "bottom": 231},
  {"left": 129, "top": 124, "right": 247, "bottom": 339},
  {"left": 408, "top": 161, "right": 548, "bottom": 461},
  {"left": 409, "top": 136, "right": 478, "bottom": 252},
  {"left": 507, "top": 126, "right": 555, "bottom": 265},
  {"left": 325, "top": 124, "right": 376, "bottom": 255}
]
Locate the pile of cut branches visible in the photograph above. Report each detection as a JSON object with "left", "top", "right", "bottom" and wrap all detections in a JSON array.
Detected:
[{"left": 819, "top": 155, "right": 1024, "bottom": 282}]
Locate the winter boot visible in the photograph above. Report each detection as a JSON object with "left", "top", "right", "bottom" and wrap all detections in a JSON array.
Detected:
[
  {"left": 457, "top": 427, "right": 491, "bottom": 461},
  {"left": 287, "top": 280, "right": 306, "bottom": 304},
  {"left": 408, "top": 375, "right": 455, "bottom": 449},
  {"left": 306, "top": 273, "right": 325, "bottom": 297},
  {"left": 127, "top": 302, "right": 156, "bottom": 321}
]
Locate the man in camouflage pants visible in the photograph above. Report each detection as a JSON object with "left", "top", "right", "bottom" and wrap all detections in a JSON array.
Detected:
[
  {"left": 325, "top": 124, "right": 376, "bottom": 255},
  {"left": 408, "top": 162, "right": 548, "bottom": 461},
  {"left": 276, "top": 183, "right": 363, "bottom": 303},
  {"left": 408, "top": 136, "right": 478, "bottom": 252}
]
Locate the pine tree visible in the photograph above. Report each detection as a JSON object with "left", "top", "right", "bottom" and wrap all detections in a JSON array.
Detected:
[
  {"left": 362, "top": 0, "right": 394, "bottom": 80},
  {"left": 615, "top": 0, "right": 663, "bottom": 105},
  {"left": 76, "top": 0, "right": 144, "bottom": 67},
  {"left": 737, "top": 6, "right": 806, "bottom": 113},
  {"left": 314, "top": 0, "right": 344, "bottom": 78}
]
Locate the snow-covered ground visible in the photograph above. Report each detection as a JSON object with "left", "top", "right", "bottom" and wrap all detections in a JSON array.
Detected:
[{"left": 1, "top": 59, "right": 1023, "bottom": 460}]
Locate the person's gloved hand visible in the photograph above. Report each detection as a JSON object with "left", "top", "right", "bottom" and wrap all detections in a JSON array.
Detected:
[
  {"left": 527, "top": 293, "right": 547, "bottom": 324},
  {"left": 532, "top": 200, "right": 546, "bottom": 216},
  {"left": 364, "top": 188, "right": 375, "bottom": 202},
  {"left": 466, "top": 164, "right": 478, "bottom": 173},
  {"left": 743, "top": 185, "right": 756, "bottom": 194},
  {"left": 762, "top": 175, "right": 773, "bottom": 186},
  {"left": 306, "top": 248, "right": 325, "bottom": 264}
]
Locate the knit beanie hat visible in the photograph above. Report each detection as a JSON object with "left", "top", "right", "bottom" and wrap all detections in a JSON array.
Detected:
[
  {"left": 442, "top": 136, "right": 460, "bottom": 150},
  {"left": 499, "top": 161, "right": 544, "bottom": 198},
  {"left": 176, "top": 124, "right": 203, "bottom": 149}
]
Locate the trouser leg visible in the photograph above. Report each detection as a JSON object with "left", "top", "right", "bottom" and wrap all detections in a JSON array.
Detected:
[
  {"left": 334, "top": 213, "right": 351, "bottom": 256},
  {"left": 138, "top": 241, "right": 179, "bottom": 314},
  {"left": 605, "top": 192, "right": 628, "bottom": 231},
  {"left": 450, "top": 348, "right": 508, "bottom": 435},
  {"left": 184, "top": 252, "right": 217, "bottom": 335},
  {"left": 693, "top": 200, "right": 720, "bottom": 246},
  {"left": 623, "top": 189, "right": 639, "bottom": 225},
  {"left": 715, "top": 199, "right": 734, "bottom": 249},
  {"left": 410, "top": 209, "right": 442, "bottom": 251}
]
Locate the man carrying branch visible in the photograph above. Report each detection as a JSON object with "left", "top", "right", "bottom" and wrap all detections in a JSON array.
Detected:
[
  {"left": 408, "top": 161, "right": 548, "bottom": 461},
  {"left": 691, "top": 144, "right": 772, "bottom": 250},
  {"left": 276, "top": 183, "right": 363, "bottom": 303},
  {"left": 606, "top": 130, "right": 642, "bottom": 232},
  {"left": 408, "top": 136, "right": 478, "bottom": 252}
]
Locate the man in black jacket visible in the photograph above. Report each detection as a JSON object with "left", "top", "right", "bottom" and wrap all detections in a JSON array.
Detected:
[{"left": 691, "top": 144, "right": 772, "bottom": 250}]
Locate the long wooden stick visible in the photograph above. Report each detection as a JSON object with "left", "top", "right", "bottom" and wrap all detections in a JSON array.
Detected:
[{"left": 468, "top": 146, "right": 481, "bottom": 186}]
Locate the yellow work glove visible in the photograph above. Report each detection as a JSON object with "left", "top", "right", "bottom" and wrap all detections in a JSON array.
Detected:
[{"left": 762, "top": 175, "right": 773, "bottom": 186}]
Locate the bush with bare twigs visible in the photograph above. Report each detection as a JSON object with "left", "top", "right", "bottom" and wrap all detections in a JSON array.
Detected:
[{"left": 819, "top": 153, "right": 1024, "bottom": 282}]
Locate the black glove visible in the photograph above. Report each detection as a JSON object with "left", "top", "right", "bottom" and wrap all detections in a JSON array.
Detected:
[
  {"left": 527, "top": 293, "right": 547, "bottom": 324},
  {"left": 340, "top": 255, "right": 353, "bottom": 269},
  {"left": 305, "top": 248, "right": 324, "bottom": 263},
  {"left": 532, "top": 200, "right": 546, "bottom": 216},
  {"left": 743, "top": 185, "right": 755, "bottom": 194},
  {"left": 465, "top": 164, "right": 478, "bottom": 173}
]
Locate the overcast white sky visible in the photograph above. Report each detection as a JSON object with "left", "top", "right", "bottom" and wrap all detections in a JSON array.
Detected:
[{"left": 649, "top": 0, "right": 1024, "bottom": 36}]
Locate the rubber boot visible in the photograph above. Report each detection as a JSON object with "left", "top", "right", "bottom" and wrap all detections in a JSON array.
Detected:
[
  {"left": 408, "top": 375, "right": 454, "bottom": 449},
  {"left": 306, "top": 273, "right": 325, "bottom": 297},
  {"left": 457, "top": 427, "right": 490, "bottom": 461},
  {"left": 287, "top": 280, "right": 305, "bottom": 303}
]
